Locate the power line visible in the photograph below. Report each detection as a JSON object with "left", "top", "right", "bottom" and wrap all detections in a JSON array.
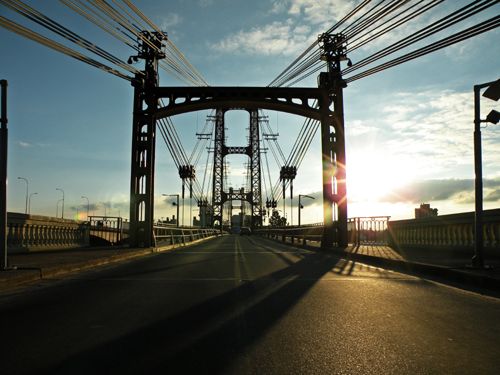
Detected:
[
  {"left": 0, "top": 15, "right": 132, "bottom": 80},
  {"left": 346, "top": 14, "right": 500, "bottom": 82}
]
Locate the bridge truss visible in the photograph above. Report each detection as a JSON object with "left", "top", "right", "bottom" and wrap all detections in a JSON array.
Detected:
[
  {"left": 210, "top": 108, "right": 262, "bottom": 230},
  {"left": 128, "top": 31, "right": 348, "bottom": 249}
]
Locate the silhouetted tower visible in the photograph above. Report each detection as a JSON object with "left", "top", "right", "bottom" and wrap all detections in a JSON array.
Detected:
[
  {"left": 129, "top": 31, "right": 167, "bottom": 247},
  {"left": 211, "top": 109, "right": 262, "bottom": 229},
  {"left": 317, "top": 33, "right": 349, "bottom": 248}
]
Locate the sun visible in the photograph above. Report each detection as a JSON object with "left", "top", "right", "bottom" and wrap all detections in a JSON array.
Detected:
[{"left": 346, "top": 150, "right": 414, "bottom": 203}]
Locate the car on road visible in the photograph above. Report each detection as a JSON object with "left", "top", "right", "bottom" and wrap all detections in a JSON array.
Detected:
[{"left": 240, "top": 227, "right": 252, "bottom": 235}]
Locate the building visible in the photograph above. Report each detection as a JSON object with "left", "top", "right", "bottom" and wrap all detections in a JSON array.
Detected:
[{"left": 415, "top": 203, "right": 438, "bottom": 219}]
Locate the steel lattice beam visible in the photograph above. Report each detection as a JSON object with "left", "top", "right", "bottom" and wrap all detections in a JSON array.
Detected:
[{"left": 154, "top": 87, "right": 323, "bottom": 120}]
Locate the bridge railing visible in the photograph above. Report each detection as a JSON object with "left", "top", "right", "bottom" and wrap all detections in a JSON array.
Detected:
[
  {"left": 388, "top": 209, "right": 500, "bottom": 250},
  {"left": 253, "top": 223, "right": 325, "bottom": 246},
  {"left": 255, "top": 217, "right": 391, "bottom": 247},
  {"left": 153, "top": 225, "right": 221, "bottom": 247},
  {"left": 6, "top": 212, "right": 89, "bottom": 252},
  {"left": 348, "top": 216, "right": 391, "bottom": 246},
  {"left": 89, "top": 216, "right": 124, "bottom": 245}
]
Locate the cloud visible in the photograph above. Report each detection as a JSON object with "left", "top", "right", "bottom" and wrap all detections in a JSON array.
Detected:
[
  {"left": 380, "top": 178, "right": 500, "bottom": 204},
  {"left": 211, "top": 0, "right": 356, "bottom": 56},
  {"left": 198, "top": 0, "right": 213, "bottom": 7},
  {"left": 159, "top": 13, "right": 183, "bottom": 30},
  {"left": 18, "top": 141, "right": 32, "bottom": 148},
  {"left": 211, "top": 20, "right": 312, "bottom": 56},
  {"left": 485, "top": 189, "right": 500, "bottom": 202},
  {"left": 287, "top": 0, "right": 352, "bottom": 26},
  {"left": 362, "top": 89, "right": 500, "bottom": 179}
]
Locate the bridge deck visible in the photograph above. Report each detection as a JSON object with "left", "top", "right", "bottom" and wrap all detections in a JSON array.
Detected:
[{"left": 0, "top": 235, "right": 499, "bottom": 374}]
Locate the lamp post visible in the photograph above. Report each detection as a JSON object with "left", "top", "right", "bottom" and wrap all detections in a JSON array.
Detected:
[
  {"left": 163, "top": 194, "right": 180, "bottom": 227},
  {"left": 28, "top": 192, "right": 37, "bottom": 214},
  {"left": 81, "top": 196, "right": 89, "bottom": 219},
  {"left": 17, "top": 177, "right": 28, "bottom": 214},
  {"left": 56, "top": 188, "right": 64, "bottom": 219},
  {"left": 473, "top": 79, "right": 499, "bottom": 268},
  {"left": 56, "top": 198, "right": 63, "bottom": 218},
  {"left": 298, "top": 194, "right": 315, "bottom": 227}
]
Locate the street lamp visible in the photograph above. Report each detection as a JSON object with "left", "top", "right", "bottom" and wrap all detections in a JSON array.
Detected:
[
  {"left": 56, "top": 188, "right": 64, "bottom": 219},
  {"left": 81, "top": 196, "right": 89, "bottom": 219},
  {"left": 56, "top": 198, "right": 63, "bottom": 218},
  {"left": 298, "top": 194, "right": 315, "bottom": 227},
  {"left": 163, "top": 194, "right": 180, "bottom": 227},
  {"left": 473, "top": 78, "right": 499, "bottom": 268},
  {"left": 17, "top": 176, "right": 28, "bottom": 214},
  {"left": 28, "top": 192, "right": 37, "bottom": 214}
]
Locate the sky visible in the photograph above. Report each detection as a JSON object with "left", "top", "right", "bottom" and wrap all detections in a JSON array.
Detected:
[{"left": 0, "top": 0, "right": 499, "bottom": 225}]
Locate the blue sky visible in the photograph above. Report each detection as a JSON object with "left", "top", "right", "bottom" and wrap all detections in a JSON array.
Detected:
[{"left": 1, "top": 0, "right": 499, "bottom": 224}]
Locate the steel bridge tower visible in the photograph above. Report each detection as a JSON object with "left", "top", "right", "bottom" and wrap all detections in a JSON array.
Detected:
[
  {"left": 211, "top": 109, "right": 262, "bottom": 230},
  {"left": 318, "top": 33, "right": 349, "bottom": 249},
  {"left": 129, "top": 31, "right": 166, "bottom": 248}
]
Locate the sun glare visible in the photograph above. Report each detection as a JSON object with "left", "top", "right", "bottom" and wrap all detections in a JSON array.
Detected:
[{"left": 347, "top": 151, "right": 414, "bottom": 203}]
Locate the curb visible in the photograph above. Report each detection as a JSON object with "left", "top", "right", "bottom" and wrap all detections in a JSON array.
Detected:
[
  {"left": 333, "top": 249, "right": 500, "bottom": 292},
  {"left": 0, "top": 235, "right": 220, "bottom": 292},
  {"left": 259, "top": 236, "right": 500, "bottom": 293}
]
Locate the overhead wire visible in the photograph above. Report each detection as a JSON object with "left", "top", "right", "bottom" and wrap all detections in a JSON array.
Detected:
[
  {"left": 346, "top": 14, "right": 500, "bottom": 82},
  {"left": 0, "top": 15, "right": 132, "bottom": 80},
  {"left": 344, "top": 0, "right": 498, "bottom": 75}
]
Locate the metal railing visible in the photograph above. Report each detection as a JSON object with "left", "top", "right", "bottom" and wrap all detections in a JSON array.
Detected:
[
  {"left": 255, "top": 217, "right": 391, "bottom": 247},
  {"left": 89, "top": 216, "right": 123, "bottom": 245},
  {"left": 254, "top": 223, "right": 326, "bottom": 246},
  {"left": 348, "top": 216, "right": 391, "bottom": 246},
  {"left": 153, "top": 225, "right": 220, "bottom": 247}
]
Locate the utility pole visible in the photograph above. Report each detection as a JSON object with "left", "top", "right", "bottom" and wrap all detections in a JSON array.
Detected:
[
  {"left": 472, "top": 79, "right": 499, "bottom": 268},
  {"left": 1, "top": 80, "right": 8, "bottom": 269}
]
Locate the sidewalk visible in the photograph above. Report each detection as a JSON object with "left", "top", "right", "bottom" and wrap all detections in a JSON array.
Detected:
[
  {"left": 338, "top": 244, "right": 500, "bottom": 293},
  {"left": 0, "top": 235, "right": 218, "bottom": 292},
  {"left": 271, "top": 237, "right": 500, "bottom": 294}
]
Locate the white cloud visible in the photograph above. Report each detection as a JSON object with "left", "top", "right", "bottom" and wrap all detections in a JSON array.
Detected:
[
  {"left": 212, "top": 20, "right": 312, "bottom": 56},
  {"left": 212, "top": 0, "right": 356, "bottom": 56},
  {"left": 18, "top": 141, "right": 32, "bottom": 148},
  {"left": 287, "top": 0, "right": 352, "bottom": 26},
  {"left": 198, "top": 0, "right": 213, "bottom": 7},
  {"left": 159, "top": 13, "right": 183, "bottom": 30}
]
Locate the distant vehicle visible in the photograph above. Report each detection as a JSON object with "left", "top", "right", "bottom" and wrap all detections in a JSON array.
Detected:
[
  {"left": 231, "top": 226, "right": 241, "bottom": 234},
  {"left": 240, "top": 227, "right": 251, "bottom": 235}
]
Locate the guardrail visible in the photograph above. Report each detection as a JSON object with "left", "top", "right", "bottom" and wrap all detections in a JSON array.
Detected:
[
  {"left": 255, "top": 217, "right": 391, "bottom": 247},
  {"left": 388, "top": 209, "right": 500, "bottom": 249},
  {"left": 89, "top": 216, "right": 124, "bottom": 245},
  {"left": 7, "top": 213, "right": 89, "bottom": 252},
  {"left": 254, "top": 224, "right": 325, "bottom": 246},
  {"left": 348, "top": 216, "right": 390, "bottom": 246},
  {"left": 153, "top": 225, "right": 221, "bottom": 247}
]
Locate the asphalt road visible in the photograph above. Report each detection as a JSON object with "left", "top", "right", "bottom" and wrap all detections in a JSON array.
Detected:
[{"left": 1, "top": 235, "right": 499, "bottom": 374}]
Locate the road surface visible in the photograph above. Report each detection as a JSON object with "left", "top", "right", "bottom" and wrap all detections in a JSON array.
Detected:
[{"left": 1, "top": 235, "right": 499, "bottom": 374}]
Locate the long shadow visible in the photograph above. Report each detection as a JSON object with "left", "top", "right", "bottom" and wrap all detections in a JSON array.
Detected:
[{"left": 51, "top": 249, "right": 343, "bottom": 374}]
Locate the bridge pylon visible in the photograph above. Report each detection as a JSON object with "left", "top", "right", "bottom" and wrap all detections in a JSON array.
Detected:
[
  {"left": 318, "top": 33, "right": 349, "bottom": 249},
  {"left": 211, "top": 108, "right": 263, "bottom": 230},
  {"left": 129, "top": 31, "right": 167, "bottom": 248}
]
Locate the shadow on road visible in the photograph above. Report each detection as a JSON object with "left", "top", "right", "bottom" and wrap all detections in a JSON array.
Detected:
[{"left": 52, "top": 248, "right": 344, "bottom": 374}]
